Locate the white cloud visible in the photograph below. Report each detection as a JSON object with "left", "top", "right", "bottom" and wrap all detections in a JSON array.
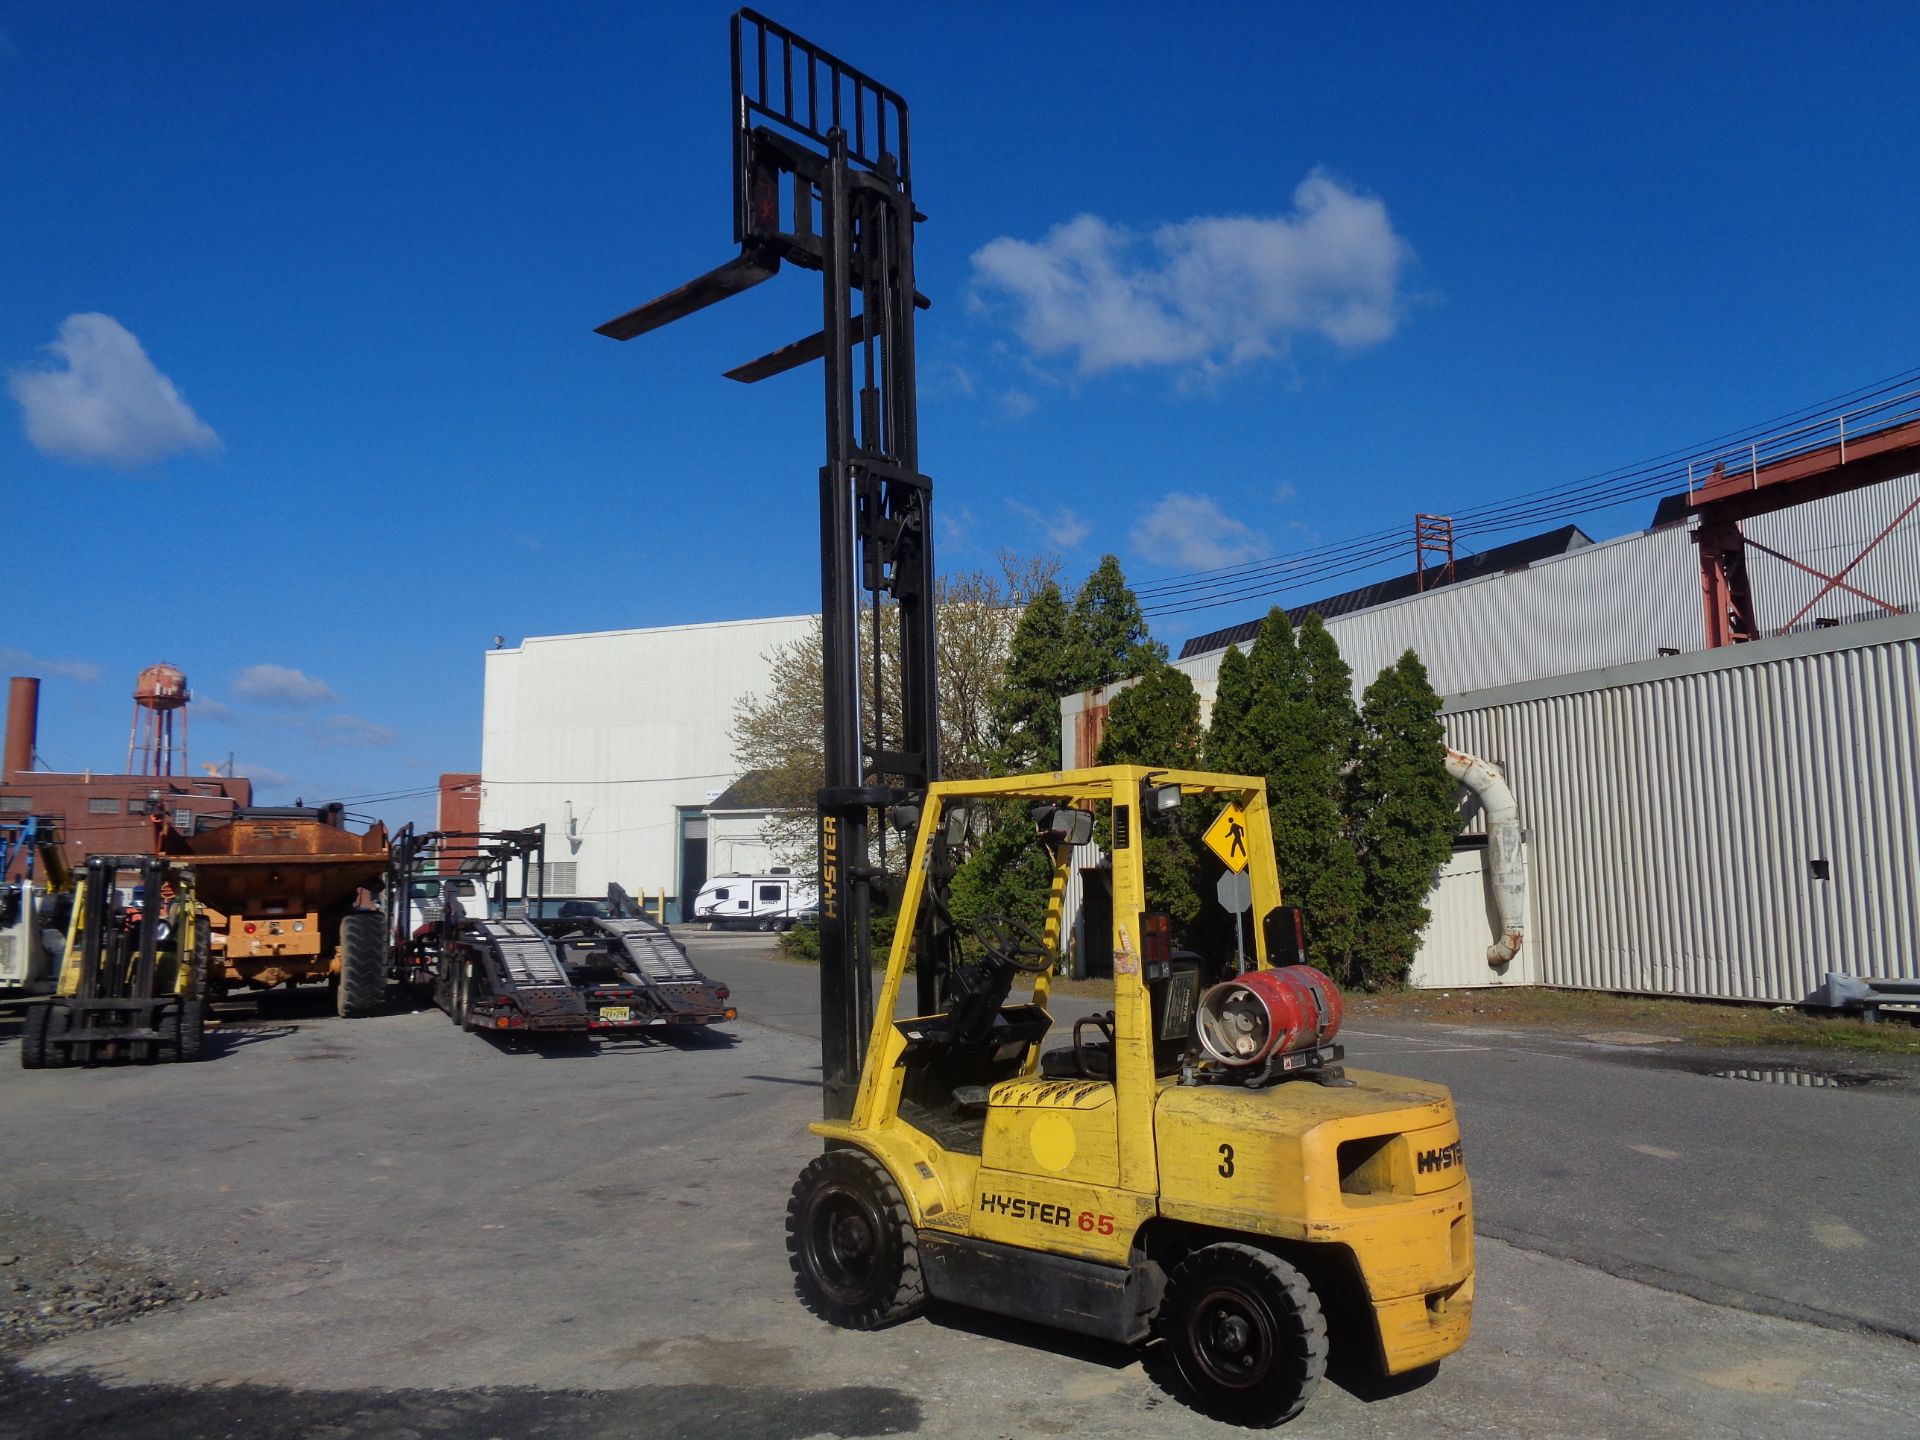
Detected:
[
  {"left": 0, "top": 646, "right": 100, "bottom": 683},
  {"left": 970, "top": 172, "right": 1413, "bottom": 376},
  {"left": 1007, "top": 500, "right": 1091, "bottom": 550},
  {"left": 314, "top": 714, "right": 396, "bottom": 749},
  {"left": 1131, "top": 493, "right": 1269, "bottom": 569},
  {"left": 233, "top": 761, "right": 294, "bottom": 789},
  {"left": 232, "top": 664, "right": 338, "bottom": 708},
  {"left": 8, "top": 313, "right": 219, "bottom": 467},
  {"left": 192, "top": 696, "right": 238, "bottom": 723},
  {"left": 1000, "top": 389, "right": 1038, "bottom": 418}
]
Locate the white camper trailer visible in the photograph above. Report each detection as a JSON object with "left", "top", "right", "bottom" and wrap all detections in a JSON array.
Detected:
[{"left": 692, "top": 871, "right": 817, "bottom": 930}]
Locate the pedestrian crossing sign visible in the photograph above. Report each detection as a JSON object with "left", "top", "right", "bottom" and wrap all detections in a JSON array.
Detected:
[{"left": 1203, "top": 802, "right": 1252, "bottom": 874}]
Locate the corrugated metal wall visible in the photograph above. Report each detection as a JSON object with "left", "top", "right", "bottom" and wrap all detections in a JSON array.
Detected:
[
  {"left": 1442, "top": 616, "right": 1920, "bottom": 1003},
  {"left": 1408, "top": 845, "right": 1540, "bottom": 989},
  {"left": 1744, "top": 471, "right": 1920, "bottom": 632}
]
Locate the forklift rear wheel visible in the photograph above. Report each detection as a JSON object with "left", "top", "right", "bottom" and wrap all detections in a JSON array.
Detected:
[
  {"left": 337, "top": 912, "right": 388, "bottom": 1018},
  {"left": 787, "top": 1150, "right": 925, "bottom": 1329},
  {"left": 1161, "top": 1242, "right": 1327, "bottom": 1427}
]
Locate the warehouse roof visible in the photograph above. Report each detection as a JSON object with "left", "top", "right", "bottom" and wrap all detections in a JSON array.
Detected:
[{"left": 1176, "top": 524, "right": 1595, "bottom": 660}]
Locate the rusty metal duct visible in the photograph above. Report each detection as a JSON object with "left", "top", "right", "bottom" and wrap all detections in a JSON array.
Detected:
[
  {"left": 4, "top": 676, "right": 39, "bottom": 778},
  {"left": 1445, "top": 747, "right": 1525, "bottom": 965}
]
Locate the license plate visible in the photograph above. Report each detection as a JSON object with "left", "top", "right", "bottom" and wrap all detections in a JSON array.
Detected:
[{"left": 600, "top": 1006, "right": 632, "bottom": 1023}]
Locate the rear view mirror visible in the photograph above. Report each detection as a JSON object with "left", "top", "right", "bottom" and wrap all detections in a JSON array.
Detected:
[
  {"left": 942, "top": 807, "right": 969, "bottom": 848},
  {"left": 1032, "top": 804, "right": 1093, "bottom": 849}
]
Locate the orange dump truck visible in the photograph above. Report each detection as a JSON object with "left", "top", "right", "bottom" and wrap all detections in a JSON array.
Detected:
[{"left": 162, "top": 804, "right": 390, "bottom": 1013}]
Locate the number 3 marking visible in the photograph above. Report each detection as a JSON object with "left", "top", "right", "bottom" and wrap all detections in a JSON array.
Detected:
[{"left": 1218, "top": 1143, "right": 1235, "bottom": 1179}]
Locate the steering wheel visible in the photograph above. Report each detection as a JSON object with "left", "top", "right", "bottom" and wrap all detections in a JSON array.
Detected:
[{"left": 972, "top": 913, "right": 1053, "bottom": 973}]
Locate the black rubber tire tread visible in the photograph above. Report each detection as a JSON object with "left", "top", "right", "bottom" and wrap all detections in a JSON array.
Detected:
[
  {"left": 1160, "top": 1242, "right": 1328, "bottom": 1428},
  {"left": 175, "top": 998, "right": 207, "bottom": 1062},
  {"left": 450, "top": 960, "right": 470, "bottom": 1029},
  {"left": 20, "top": 1001, "right": 49, "bottom": 1069},
  {"left": 786, "top": 1149, "right": 925, "bottom": 1330},
  {"left": 155, "top": 1002, "right": 180, "bottom": 1064},
  {"left": 336, "top": 911, "right": 388, "bottom": 1018}
]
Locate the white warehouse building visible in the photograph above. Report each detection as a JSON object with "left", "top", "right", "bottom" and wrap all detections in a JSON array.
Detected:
[{"left": 479, "top": 614, "right": 812, "bottom": 912}]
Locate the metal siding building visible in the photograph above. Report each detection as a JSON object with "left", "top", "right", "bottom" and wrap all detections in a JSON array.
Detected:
[
  {"left": 1441, "top": 615, "right": 1920, "bottom": 1003},
  {"left": 480, "top": 615, "right": 813, "bottom": 904},
  {"left": 1063, "top": 474, "right": 1920, "bottom": 1000},
  {"left": 1170, "top": 471, "right": 1920, "bottom": 704}
]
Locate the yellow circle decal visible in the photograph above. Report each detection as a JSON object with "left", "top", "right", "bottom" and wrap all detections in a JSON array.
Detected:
[{"left": 1030, "top": 1113, "right": 1077, "bottom": 1172}]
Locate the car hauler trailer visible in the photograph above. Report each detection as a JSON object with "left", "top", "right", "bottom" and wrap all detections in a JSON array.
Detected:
[
  {"left": 390, "top": 826, "right": 736, "bottom": 1039},
  {"left": 159, "top": 803, "right": 390, "bottom": 1015}
]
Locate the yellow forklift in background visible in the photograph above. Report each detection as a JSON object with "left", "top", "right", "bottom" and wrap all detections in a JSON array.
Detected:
[
  {"left": 597, "top": 10, "right": 1471, "bottom": 1424},
  {"left": 786, "top": 768, "right": 1473, "bottom": 1425},
  {"left": 21, "top": 854, "right": 210, "bottom": 1068}
]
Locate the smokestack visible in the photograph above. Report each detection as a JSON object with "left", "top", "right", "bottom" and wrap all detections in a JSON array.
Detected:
[{"left": 5, "top": 676, "right": 40, "bottom": 779}]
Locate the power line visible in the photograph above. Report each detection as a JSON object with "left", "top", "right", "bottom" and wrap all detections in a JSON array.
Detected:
[{"left": 1138, "top": 368, "right": 1920, "bottom": 620}]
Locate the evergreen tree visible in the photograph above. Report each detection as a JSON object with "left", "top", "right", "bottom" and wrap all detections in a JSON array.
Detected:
[
  {"left": 1231, "top": 607, "right": 1367, "bottom": 983},
  {"left": 1351, "top": 650, "right": 1459, "bottom": 987},
  {"left": 1204, "top": 643, "right": 1255, "bottom": 774},
  {"left": 1068, "top": 554, "right": 1166, "bottom": 689},
  {"left": 1098, "top": 658, "right": 1206, "bottom": 933},
  {"left": 956, "top": 553, "right": 1172, "bottom": 942},
  {"left": 1296, "top": 613, "right": 1360, "bottom": 764},
  {"left": 989, "top": 579, "right": 1075, "bottom": 774}
]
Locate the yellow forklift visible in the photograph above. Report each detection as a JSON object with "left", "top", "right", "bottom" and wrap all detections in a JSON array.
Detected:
[
  {"left": 598, "top": 10, "right": 1471, "bottom": 1423},
  {"left": 787, "top": 768, "right": 1472, "bottom": 1424},
  {"left": 20, "top": 854, "right": 210, "bottom": 1068}
]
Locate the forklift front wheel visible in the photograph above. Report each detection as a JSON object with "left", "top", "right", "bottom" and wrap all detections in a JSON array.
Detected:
[
  {"left": 1160, "top": 1242, "right": 1328, "bottom": 1428},
  {"left": 20, "top": 1002, "right": 52, "bottom": 1070},
  {"left": 786, "top": 1150, "right": 925, "bottom": 1329}
]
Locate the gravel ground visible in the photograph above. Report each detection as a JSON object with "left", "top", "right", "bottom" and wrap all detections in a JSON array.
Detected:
[{"left": 0, "top": 1208, "right": 220, "bottom": 1353}]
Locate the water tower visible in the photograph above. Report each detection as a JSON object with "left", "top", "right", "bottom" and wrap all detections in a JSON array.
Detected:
[{"left": 127, "top": 663, "right": 190, "bottom": 776}]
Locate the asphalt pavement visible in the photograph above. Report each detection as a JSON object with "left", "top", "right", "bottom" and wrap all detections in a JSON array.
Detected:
[{"left": 0, "top": 931, "right": 1914, "bottom": 1439}]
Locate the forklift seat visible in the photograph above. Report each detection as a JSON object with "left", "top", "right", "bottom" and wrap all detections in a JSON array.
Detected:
[{"left": 1038, "top": 954, "right": 1203, "bottom": 1081}]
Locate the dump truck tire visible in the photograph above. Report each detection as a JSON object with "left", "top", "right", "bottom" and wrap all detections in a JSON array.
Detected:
[
  {"left": 20, "top": 1002, "right": 50, "bottom": 1069},
  {"left": 787, "top": 1149, "right": 925, "bottom": 1329},
  {"left": 1160, "top": 1242, "right": 1327, "bottom": 1427},
  {"left": 337, "top": 911, "right": 388, "bottom": 1017}
]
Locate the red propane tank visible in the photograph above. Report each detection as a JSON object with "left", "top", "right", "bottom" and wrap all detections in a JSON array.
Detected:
[{"left": 1194, "top": 965, "right": 1344, "bottom": 1066}]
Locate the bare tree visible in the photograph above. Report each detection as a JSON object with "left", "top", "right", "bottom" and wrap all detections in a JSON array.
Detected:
[{"left": 729, "top": 554, "right": 1059, "bottom": 873}]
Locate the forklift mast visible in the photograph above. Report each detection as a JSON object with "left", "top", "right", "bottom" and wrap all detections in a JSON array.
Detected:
[{"left": 598, "top": 10, "right": 938, "bottom": 1119}]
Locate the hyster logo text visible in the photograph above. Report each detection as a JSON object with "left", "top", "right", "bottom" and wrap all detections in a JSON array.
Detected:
[
  {"left": 1416, "top": 1139, "right": 1464, "bottom": 1175},
  {"left": 977, "top": 1192, "right": 1072, "bottom": 1228},
  {"left": 820, "top": 816, "right": 839, "bottom": 921}
]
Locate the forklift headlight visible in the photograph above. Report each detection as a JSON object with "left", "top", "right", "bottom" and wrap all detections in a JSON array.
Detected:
[{"left": 1141, "top": 780, "right": 1183, "bottom": 815}]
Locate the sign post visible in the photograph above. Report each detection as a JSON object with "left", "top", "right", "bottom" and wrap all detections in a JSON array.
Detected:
[{"left": 1216, "top": 869, "right": 1252, "bottom": 971}]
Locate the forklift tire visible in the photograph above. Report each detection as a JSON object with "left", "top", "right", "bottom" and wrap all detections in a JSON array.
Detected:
[
  {"left": 175, "top": 997, "right": 207, "bottom": 1063},
  {"left": 337, "top": 911, "right": 388, "bottom": 1018},
  {"left": 786, "top": 1149, "right": 925, "bottom": 1329},
  {"left": 1160, "top": 1242, "right": 1328, "bottom": 1428},
  {"left": 20, "top": 1002, "right": 50, "bottom": 1069}
]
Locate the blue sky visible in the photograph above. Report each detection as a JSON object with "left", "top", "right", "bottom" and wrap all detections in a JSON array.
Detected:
[{"left": 4, "top": 1, "right": 1916, "bottom": 824}]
